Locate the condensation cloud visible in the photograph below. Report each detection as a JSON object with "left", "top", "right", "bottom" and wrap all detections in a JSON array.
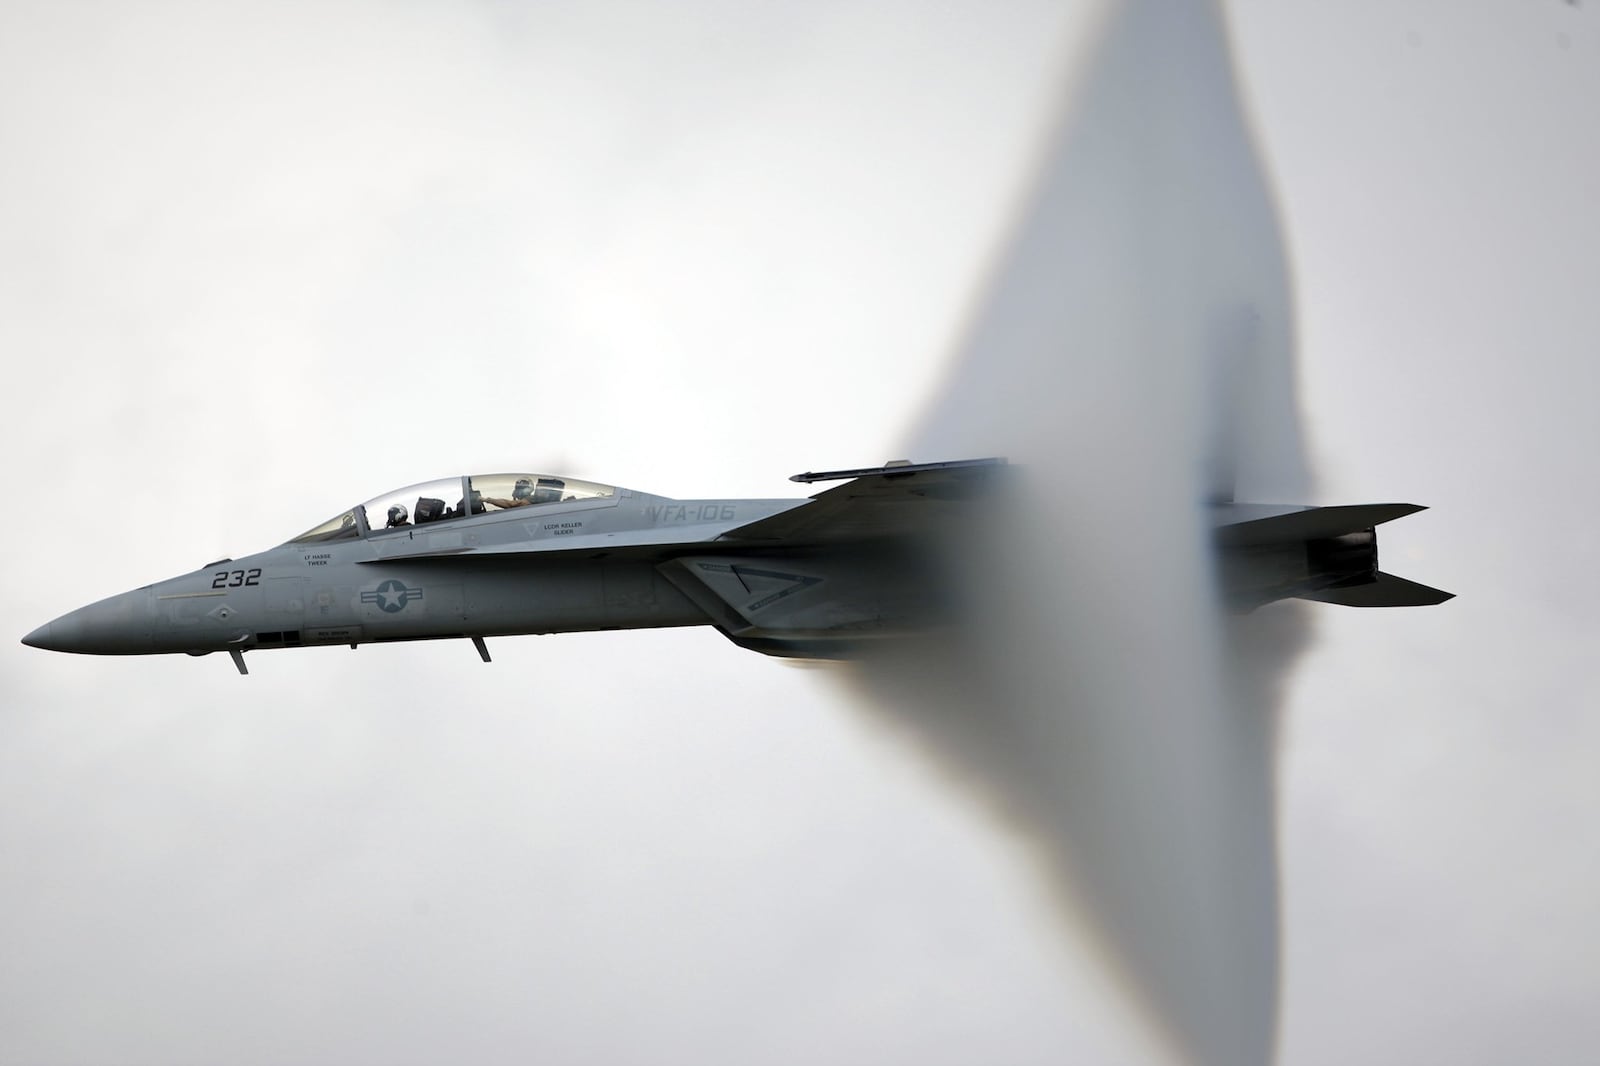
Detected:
[{"left": 846, "top": 3, "right": 1314, "bottom": 1064}]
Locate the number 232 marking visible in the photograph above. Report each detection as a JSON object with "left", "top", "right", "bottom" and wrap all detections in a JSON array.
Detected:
[{"left": 212, "top": 568, "right": 262, "bottom": 589}]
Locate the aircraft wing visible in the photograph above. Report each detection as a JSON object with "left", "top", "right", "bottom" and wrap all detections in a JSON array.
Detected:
[{"left": 718, "top": 458, "right": 1008, "bottom": 544}]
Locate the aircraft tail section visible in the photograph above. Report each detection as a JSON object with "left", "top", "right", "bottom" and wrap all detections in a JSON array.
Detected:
[
  {"left": 1300, "top": 572, "right": 1454, "bottom": 607},
  {"left": 1213, "top": 502, "right": 1452, "bottom": 609},
  {"left": 1211, "top": 502, "right": 1425, "bottom": 547}
]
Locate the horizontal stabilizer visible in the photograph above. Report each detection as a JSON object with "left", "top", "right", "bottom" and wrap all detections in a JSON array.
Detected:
[
  {"left": 1214, "top": 503, "right": 1426, "bottom": 547},
  {"left": 1302, "top": 572, "right": 1454, "bottom": 607}
]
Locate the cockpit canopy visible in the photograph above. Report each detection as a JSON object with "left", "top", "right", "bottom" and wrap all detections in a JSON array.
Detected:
[{"left": 291, "top": 473, "right": 616, "bottom": 544}]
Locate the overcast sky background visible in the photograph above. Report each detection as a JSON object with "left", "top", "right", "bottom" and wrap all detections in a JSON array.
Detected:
[{"left": 2, "top": 2, "right": 1597, "bottom": 1064}]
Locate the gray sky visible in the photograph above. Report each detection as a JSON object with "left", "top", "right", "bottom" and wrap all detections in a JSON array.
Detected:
[
  {"left": 3, "top": 2, "right": 1597, "bottom": 1064},
  {"left": 1231, "top": 5, "right": 1600, "bottom": 1063}
]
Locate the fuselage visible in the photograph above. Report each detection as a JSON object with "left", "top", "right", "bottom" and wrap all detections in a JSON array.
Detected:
[
  {"left": 23, "top": 473, "right": 803, "bottom": 662},
  {"left": 22, "top": 462, "right": 1448, "bottom": 670}
]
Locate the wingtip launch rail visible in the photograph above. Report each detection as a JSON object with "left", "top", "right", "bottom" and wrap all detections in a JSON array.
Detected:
[{"left": 789, "top": 457, "right": 1008, "bottom": 484}]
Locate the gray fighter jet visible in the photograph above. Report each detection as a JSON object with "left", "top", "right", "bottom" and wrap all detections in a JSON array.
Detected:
[{"left": 22, "top": 458, "right": 1450, "bottom": 673}]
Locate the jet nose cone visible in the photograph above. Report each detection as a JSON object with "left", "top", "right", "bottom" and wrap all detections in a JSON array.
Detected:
[
  {"left": 21, "top": 590, "right": 152, "bottom": 655},
  {"left": 22, "top": 614, "right": 82, "bottom": 653}
]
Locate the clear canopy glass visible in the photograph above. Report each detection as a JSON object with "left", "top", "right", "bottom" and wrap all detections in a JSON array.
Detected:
[{"left": 290, "top": 473, "right": 615, "bottom": 544}]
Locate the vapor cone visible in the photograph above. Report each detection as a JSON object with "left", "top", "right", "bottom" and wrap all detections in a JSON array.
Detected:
[{"left": 848, "top": 4, "right": 1312, "bottom": 1064}]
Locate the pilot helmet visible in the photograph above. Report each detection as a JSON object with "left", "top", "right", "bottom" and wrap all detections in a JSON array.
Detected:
[
  {"left": 512, "top": 478, "right": 534, "bottom": 501},
  {"left": 387, "top": 504, "right": 408, "bottom": 527}
]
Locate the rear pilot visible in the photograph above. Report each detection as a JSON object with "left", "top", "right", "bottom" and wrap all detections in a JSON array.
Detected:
[{"left": 484, "top": 478, "right": 537, "bottom": 509}]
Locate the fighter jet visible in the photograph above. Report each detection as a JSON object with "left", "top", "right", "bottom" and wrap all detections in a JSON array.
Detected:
[{"left": 21, "top": 458, "right": 1450, "bottom": 673}]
